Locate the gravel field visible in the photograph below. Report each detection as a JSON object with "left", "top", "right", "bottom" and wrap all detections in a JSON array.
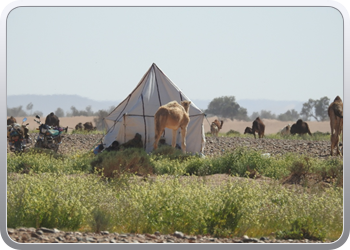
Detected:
[
  {"left": 8, "top": 133, "right": 337, "bottom": 159},
  {"left": 7, "top": 227, "right": 334, "bottom": 244}
]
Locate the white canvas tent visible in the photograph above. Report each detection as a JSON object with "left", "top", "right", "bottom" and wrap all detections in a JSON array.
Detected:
[{"left": 103, "top": 63, "right": 206, "bottom": 153}]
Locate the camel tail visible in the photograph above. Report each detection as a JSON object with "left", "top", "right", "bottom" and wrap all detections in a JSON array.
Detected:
[{"left": 154, "top": 112, "right": 168, "bottom": 140}]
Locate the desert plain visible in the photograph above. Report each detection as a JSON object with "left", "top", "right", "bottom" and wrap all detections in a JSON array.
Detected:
[{"left": 12, "top": 116, "right": 331, "bottom": 135}]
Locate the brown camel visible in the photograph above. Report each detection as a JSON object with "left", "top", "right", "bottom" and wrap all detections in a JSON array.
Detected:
[
  {"left": 328, "top": 96, "right": 343, "bottom": 156},
  {"left": 252, "top": 117, "right": 265, "bottom": 139},
  {"left": 210, "top": 119, "right": 224, "bottom": 137},
  {"left": 153, "top": 100, "right": 191, "bottom": 153},
  {"left": 75, "top": 122, "right": 83, "bottom": 131}
]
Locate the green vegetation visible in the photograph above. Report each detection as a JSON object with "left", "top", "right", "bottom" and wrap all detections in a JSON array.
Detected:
[
  {"left": 207, "top": 131, "right": 332, "bottom": 141},
  {"left": 7, "top": 145, "right": 343, "bottom": 241}
]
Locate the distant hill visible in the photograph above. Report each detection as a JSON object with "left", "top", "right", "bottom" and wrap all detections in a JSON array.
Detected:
[
  {"left": 237, "top": 99, "right": 304, "bottom": 116},
  {"left": 7, "top": 94, "right": 119, "bottom": 116},
  {"left": 7, "top": 94, "right": 304, "bottom": 117}
]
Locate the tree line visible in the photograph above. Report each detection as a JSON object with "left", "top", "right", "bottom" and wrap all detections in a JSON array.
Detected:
[
  {"left": 7, "top": 95, "right": 332, "bottom": 123},
  {"left": 204, "top": 96, "right": 331, "bottom": 122},
  {"left": 7, "top": 105, "right": 116, "bottom": 130}
]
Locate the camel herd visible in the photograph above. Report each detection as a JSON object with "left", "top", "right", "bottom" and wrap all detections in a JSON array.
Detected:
[
  {"left": 152, "top": 96, "right": 343, "bottom": 157},
  {"left": 7, "top": 96, "right": 343, "bottom": 157}
]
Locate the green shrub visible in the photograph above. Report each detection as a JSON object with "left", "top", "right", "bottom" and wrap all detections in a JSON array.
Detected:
[
  {"left": 89, "top": 206, "right": 113, "bottom": 233},
  {"left": 7, "top": 173, "right": 343, "bottom": 240},
  {"left": 7, "top": 150, "right": 93, "bottom": 174},
  {"left": 205, "top": 199, "right": 242, "bottom": 237},
  {"left": 151, "top": 145, "right": 192, "bottom": 161},
  {"left": 185, "top": 157, "right": 213, "bottom": 176}
]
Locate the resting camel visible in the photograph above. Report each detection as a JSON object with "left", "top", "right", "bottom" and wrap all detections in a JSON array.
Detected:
[
  {"left": 280, "top": 124, "right": 291, "bottom": 136},
  {"left": 153, "top": 100, "right": 191, "bottom": 153},
  {"left": 210, "top": 119, "right": 224, "bottom": 137},
  {"left": 290, "top": 119, "right": 312, "bottom": 136},
  {"left": 328, "top": 96, "right": 343, "bottom": 156},
  {"left": 75, "top": 122, "right": 83, "bottom": 131},
  {"left": 83, "top": 122, "right": 97, "bottom": 132}
]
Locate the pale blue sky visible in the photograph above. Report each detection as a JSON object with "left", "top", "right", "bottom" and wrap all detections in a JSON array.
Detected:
[{"left": 7, "top": 6, "right": 343, "bottom": 103}]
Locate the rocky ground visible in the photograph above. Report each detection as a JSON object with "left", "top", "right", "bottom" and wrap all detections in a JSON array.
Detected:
[
  {"left": 8, "top": 132, "right": 339, "bottom": 159},
  {"left": 7, "top": 227, "right": 333, "bottom": 244},
  {"left": 6, "top": 133, "right": 341, "bottom": 244}
]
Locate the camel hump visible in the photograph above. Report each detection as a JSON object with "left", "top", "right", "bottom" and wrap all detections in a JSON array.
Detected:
[
  {"left": 296, "top": 119, "right": 303, "bottom": 125},
  {"left": 334, "top": 96, "right": 342, "bottom": 102}
]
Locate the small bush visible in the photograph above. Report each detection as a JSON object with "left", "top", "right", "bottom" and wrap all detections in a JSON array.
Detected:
[
  {"left": 276, "top": 217, "right": 326, "bottom": 241},
  {"left": 314, "top": 158, "right": 343, "bottom": 187},
  {"left": 226, "top": 129, "right": 240, "bottom": 136},
  {"left": 282, "top": 157, "right": 313, "bottom": 186},
  {"left": 185, "top": 157, "right": 212, "bottom": 176},
  {"left": 90, "top": 148, "right": 154, "bottom": 178}
]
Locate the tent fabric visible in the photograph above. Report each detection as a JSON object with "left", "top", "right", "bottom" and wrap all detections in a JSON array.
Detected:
[{"left": 103, "top": 63, "right": 206, "bottom": 153}]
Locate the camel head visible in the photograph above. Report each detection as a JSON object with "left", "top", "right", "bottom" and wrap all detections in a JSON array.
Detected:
[
  {"left": 244, "top": 127, "right": 253, "bottom": 134},
  {"left": 219, "top": 120, "right": 224, "bottom": 129},
  {"left": 180, "top": 101, "right": 191, "bottom": 113}
]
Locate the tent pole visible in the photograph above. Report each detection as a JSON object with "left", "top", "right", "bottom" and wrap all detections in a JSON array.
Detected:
[{"left": 123, "top": 114, "right": 126, "bottom": 143}]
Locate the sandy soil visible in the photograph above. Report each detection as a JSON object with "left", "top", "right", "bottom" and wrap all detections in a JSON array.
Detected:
[
  {"left": 11, "top": 116, "right": 330, "bottom": 135},
  {"left": 12, "top": 116, "right": 97, "bottom": 131}
]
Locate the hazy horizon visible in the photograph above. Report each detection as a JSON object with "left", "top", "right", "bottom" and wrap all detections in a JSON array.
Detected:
[
  {"left": 7, "top": 93, "right": 305, "bottom": 117},
  {"left": 7, "top": 7, "right": 343, "bottom": 104}
]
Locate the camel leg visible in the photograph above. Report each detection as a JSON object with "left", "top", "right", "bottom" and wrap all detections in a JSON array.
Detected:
[
  {"left": 180, "top": 126, "right": 187, "bottom": 153},
  {"left": 154, "top": 113, "right": 168, "bottom": 151},
  {"left": 330, "top": 116, "right": 335, "bottom": 135},
  {"left": 337, "top": 133, "right": 342, "bottom": 156},
  {"left": 341, "top": 130, "right": 343, "bottom": 156},
  {"left": 330, "top": 134, "right": 334, "bottom": 156},
  {"left": 331, "top": 133, "right": 340, "bottom": 156},
  {"left": 172, "top": 129, "right": 177, "bottom": 148},
  {"left": 335, "top": 119, "right": 343, "bottom": 156},
  {"left": 153, "top": 129, "right": 164, "bottom": 150}
]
